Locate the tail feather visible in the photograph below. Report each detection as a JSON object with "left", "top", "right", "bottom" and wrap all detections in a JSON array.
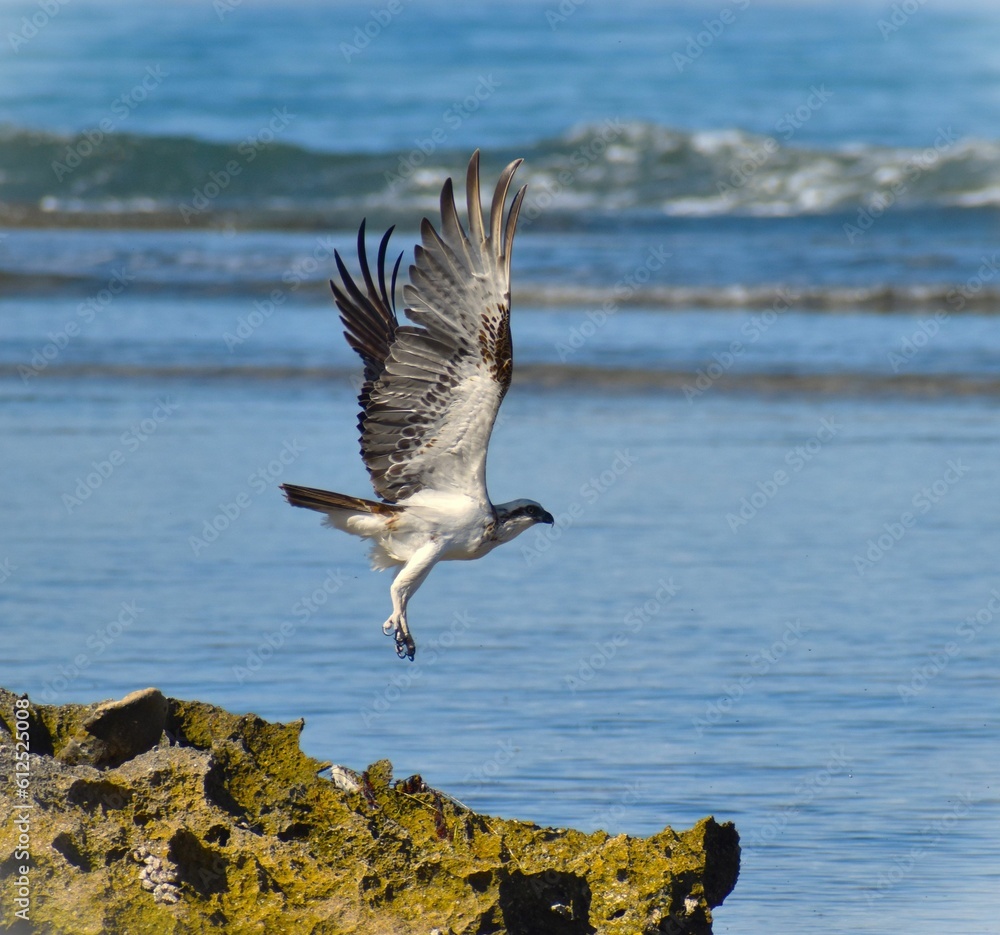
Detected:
[{"left": 280, "top": 483, "right": 400, "bottom": 515}]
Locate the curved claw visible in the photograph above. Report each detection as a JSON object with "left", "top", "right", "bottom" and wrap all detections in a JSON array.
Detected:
[
  {"left": 383, "top": 615, "right": 416, "bottom": 661},
  {"left": 394, "top": 631, "right": 416, "bottom": 661}
]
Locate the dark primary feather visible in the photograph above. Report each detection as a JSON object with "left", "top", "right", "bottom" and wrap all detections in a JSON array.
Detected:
[
  {"left": 332, "top": 221, "right": 401, "bottom": 384},
  {"left": 331, "top": 221, "right": 404, "bottom": 459},
  {"left": 330, "top": 151, "right": 527, "bottom": 504}
]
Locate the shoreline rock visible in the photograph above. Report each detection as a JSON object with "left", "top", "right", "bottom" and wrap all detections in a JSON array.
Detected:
[{"left": 0, "top": 687, "right": 739, "bottom": 934}]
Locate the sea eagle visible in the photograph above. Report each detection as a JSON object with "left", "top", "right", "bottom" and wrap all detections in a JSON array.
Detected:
[{"left": 281, "top": 152, "right": 553, "bottom": 659}]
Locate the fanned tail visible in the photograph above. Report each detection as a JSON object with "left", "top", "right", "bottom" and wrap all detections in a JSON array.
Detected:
[{"left": 280, "top": 483, "right": 401, "bottom": 516}]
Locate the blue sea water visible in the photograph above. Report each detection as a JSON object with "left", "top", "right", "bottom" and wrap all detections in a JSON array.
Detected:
[{"left": 2, "top": 2, "right": 1000, "bottom": 932}]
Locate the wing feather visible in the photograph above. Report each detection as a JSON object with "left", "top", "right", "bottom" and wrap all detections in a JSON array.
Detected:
[
  {"left": 465, "top": 152, "right": 486, "bottom": 255},
  {"left": 332, "top": 222, "right": 400, "bottom": 380},
  {"left": 331, "top": 151, "right": 526, "bottom": 504},
  {"left": 439, "top": 177, "right": 476, "bottom": 274}
]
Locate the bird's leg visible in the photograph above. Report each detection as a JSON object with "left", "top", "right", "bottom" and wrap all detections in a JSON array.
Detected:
[{"left": 382, "top": 542, "right": 442, "bottom": 661}]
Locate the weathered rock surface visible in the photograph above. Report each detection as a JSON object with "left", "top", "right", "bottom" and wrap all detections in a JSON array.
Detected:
[{"left": 0, "top": 687, "right": 739, "bottom": 934}]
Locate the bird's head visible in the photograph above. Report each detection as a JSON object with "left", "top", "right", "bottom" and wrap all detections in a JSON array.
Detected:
[{"left": 494, "top": 499, "right": 555, "bottom": 542}]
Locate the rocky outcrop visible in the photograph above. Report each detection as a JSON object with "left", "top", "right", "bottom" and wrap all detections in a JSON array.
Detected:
[{"left": 0, "top": 687, "right": 739, "bottom": 934}]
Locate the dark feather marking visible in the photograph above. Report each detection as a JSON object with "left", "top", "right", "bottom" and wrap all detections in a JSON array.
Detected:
[{"left": 328, "top": 153, "right": 526, "bottom": 502}]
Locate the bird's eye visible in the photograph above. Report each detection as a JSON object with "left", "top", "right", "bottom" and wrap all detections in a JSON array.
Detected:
[{"left": 527, "top": 506, "right": 540, "bottom": 517}]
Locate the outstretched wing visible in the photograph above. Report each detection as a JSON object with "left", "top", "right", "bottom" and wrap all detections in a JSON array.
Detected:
[{"left": 332, "top": 151, "right": 526, "bottom": 504}]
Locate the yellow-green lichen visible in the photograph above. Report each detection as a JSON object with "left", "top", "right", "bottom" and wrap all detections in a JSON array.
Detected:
[{"left": 0, "top": 687, "right": 738, "bottom": 934}]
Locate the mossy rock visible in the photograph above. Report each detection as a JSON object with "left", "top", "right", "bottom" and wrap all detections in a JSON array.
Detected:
[{"left": 0, "top": 687, "right": 739, "bottom": 934}]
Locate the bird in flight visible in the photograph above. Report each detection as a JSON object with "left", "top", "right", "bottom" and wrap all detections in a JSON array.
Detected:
[{"left": 281, "top": 151, "right": 554, "bottom": 659}]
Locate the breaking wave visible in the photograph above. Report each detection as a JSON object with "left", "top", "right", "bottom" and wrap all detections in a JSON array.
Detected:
[{"left": 3, "top": 121, "right": 1000, "bottom": 227}]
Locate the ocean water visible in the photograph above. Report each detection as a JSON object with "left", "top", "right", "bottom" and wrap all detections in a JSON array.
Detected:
[{"left": 2, "top": 2, "right": 1000, "bottom": 932}]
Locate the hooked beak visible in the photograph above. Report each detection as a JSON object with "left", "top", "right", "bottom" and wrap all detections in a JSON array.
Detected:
[{"left": 539, "top": 510, "right": 555, "bottom": 525}]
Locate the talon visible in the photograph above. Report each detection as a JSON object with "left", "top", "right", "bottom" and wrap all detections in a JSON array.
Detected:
[
  {"left": 394, "top": 630, "right": 416, "bottom": 661},
  {"left": 382, "top": 613, "right": 416, "bottom": 660}
]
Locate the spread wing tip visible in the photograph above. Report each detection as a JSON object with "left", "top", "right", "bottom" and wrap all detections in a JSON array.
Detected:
[{"left": 331, "top": 223, "right": 403, "bottom": 375}]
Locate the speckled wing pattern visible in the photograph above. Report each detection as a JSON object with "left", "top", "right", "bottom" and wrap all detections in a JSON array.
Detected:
[{"left": 331, "top": 151, "right": 527, "bottom": 504}]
